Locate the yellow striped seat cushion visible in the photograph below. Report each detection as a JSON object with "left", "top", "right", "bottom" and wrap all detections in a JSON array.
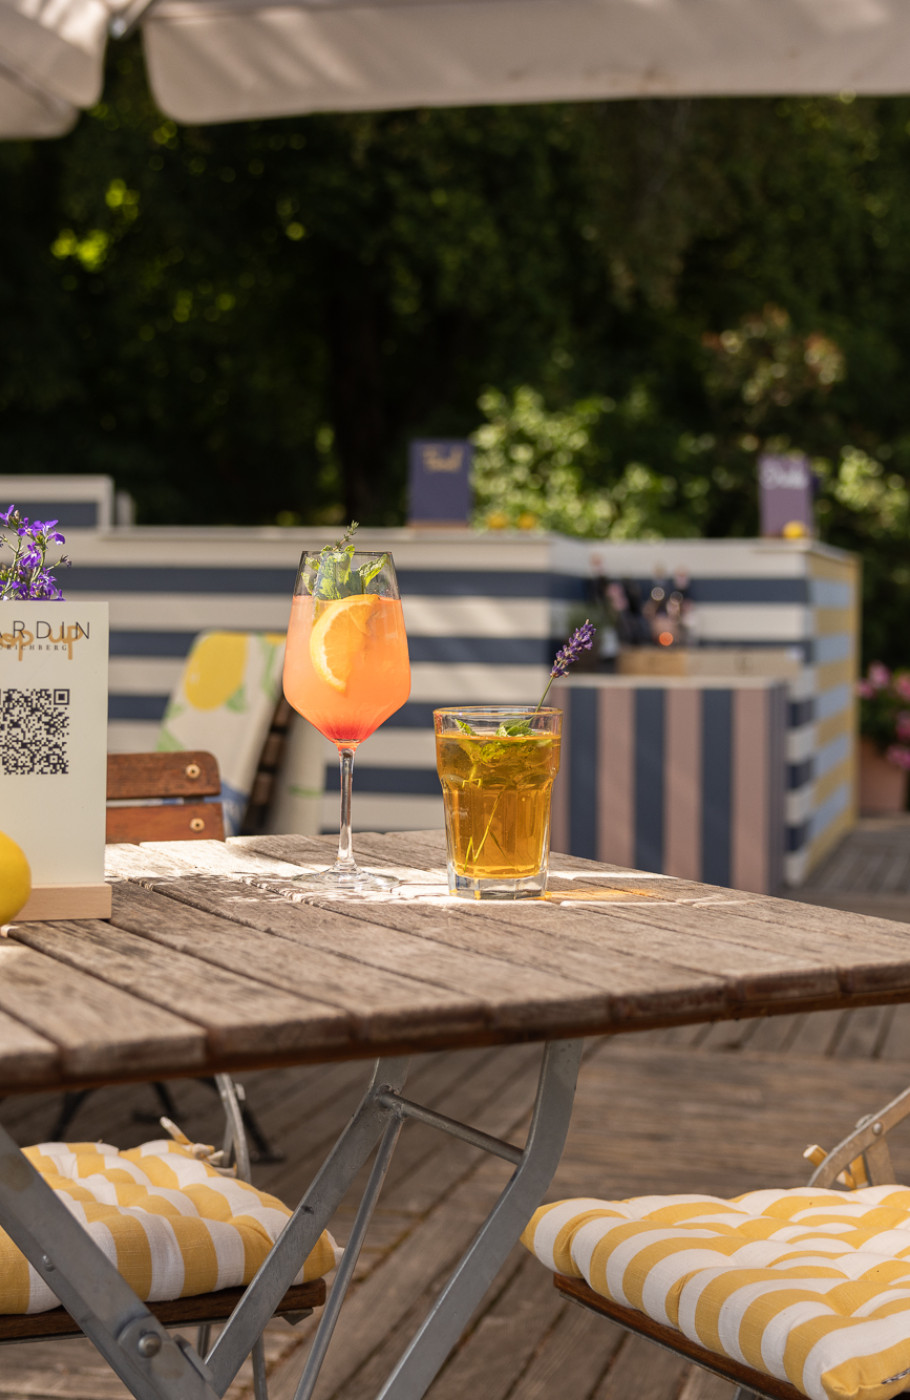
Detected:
[
  {"left": 521, "top": 1188, "right": 910, "bottom": 1400},
  {"left": 1, "top": 1139, "right": 342, "bottom": 1315}
]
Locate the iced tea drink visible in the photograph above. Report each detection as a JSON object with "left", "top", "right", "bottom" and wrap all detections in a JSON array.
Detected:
[{"left": 434, "top": 706, "right": 561, "bottom": 899}]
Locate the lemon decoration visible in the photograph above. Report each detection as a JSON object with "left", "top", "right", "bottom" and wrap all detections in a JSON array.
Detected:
[
  {"left": 0, "top": 831, "right": 31, "bottom": 925},
  {"left": 309, "top": 595, "right": 381, "bottom": 692},
  {"left": 782, "top": 520, "right": 809, "bottom": 539},
  {"left": 183, "top": 632, "right": 249, "bottom": 710}
]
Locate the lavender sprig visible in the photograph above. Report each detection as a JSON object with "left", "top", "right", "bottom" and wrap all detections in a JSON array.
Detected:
[
  {"left": 0, "top": 507, "right": 69, "bottom": 601},
  {"left": 537, "top": 619, "right": 596, "bottom": 709}
]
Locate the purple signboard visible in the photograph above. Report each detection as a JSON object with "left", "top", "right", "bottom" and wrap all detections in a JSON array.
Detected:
[
  {"left": 758, "top": 452, "right": 814, "bottom": 537},
  {"left": 408, "top": 440, "right": 472, "bottom": 525}
]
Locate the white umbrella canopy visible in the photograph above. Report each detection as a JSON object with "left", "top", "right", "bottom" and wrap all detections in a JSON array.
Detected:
[
  {"left": 3, "top": 0, "right": 910, "bottom": 136},
  {"left": 0, "top": 63, "right": 76, "bottom": 137},
  {"left": 0, "top": 0, "right": 124, "bottom": 135}
]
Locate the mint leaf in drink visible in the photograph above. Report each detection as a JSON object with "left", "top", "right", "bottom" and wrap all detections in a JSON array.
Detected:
[
  {"left": 497, "top": 720, "right": 533, "bottom": 736},
  {"left": 306, "top": 522, "right": 391, "bottom": 599},
  {"left": 358, "top": 553, "right": 391, "bottom": 591},
  {"left": 308, "top": 521, "right": 360, "bottom": 599}
]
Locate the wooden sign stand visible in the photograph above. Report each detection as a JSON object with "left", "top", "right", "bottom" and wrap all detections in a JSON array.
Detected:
[{"left": 15, "top": 883, "right": 112, "bottom": 922}]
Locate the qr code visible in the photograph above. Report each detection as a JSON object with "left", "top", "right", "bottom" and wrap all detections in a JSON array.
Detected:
[{"left": 0, "top": 688, "right": 70, "bottom": 776}]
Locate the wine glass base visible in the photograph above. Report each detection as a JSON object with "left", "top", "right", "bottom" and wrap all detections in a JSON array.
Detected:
[{"left": 291, "top": 865, "right": 401, "bottom": 892}]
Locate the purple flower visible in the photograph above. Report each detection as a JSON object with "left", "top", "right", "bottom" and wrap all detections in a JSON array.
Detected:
[
  {"left": 0, "top": 505, "right": 68, "bottom": 601},
  {"left": 31, "top": 519, "right": 66, "bottom": 544},
  {"left": 550, "top": 620, "right": 596, "bottom": 679},
  {"left": 537, "top": 619, "right": 597, "bottom": 708}
]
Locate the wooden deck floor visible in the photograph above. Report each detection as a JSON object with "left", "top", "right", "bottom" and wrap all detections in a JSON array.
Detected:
[{"left": 4, "top": 817, "right": 910, "bottom": 1400}]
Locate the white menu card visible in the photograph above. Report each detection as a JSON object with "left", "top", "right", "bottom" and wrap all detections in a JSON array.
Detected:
[{"left": 0, "top": 602, "right": 110, "bottom": 920}]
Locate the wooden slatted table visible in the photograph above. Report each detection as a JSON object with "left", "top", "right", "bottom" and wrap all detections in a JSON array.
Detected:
[{"left": 3, "top": 829, "right": 910, "bottom": 1400}]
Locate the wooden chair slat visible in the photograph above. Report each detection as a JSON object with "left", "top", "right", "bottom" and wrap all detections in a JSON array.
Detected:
[
  {"left": 105, "top": 751, "right": 226, "bottom": 844},
  {"left": 106, "top": 802, "right": 225, "bottom": 845},
  {"left": 554, "top": 1275, "right": 797, "bottom": 1400},
  {"left": 107, "top": 751, "right": 222, "bottom": 801},
  {"left": 0, "top": 1279, "right": 325, "bottom": 1343}
]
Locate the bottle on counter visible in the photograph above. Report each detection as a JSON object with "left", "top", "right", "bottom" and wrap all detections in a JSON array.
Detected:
[
  {"left": 647, "top": 566, "right": 678, "bottom": 647},
  {"left": 670, "top": 569, "right": 697, "bottom": 647}
]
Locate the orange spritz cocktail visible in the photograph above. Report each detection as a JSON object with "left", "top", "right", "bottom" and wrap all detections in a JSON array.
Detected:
[
  {"left": 283, "top": 592, "right": 410, "bottom": 746},
  {"left": 282, "top": 540, "right": 410, "bottom": 890}
]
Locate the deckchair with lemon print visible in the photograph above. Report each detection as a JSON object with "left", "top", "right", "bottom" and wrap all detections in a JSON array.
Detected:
[{"left": 157, "top": 630, "right": 287, "bottom": 836}]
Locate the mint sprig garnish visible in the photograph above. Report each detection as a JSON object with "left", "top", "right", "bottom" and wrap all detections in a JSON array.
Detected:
[{"left": 306, "top": 521, "right": 391, "bottom": 600}]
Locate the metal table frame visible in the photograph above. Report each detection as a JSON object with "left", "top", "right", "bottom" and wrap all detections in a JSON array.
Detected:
[{"left": 0, "top": 1038, "right": 583, "bottom": 1400}]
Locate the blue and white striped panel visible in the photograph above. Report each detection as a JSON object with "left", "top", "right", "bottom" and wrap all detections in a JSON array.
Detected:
[
  {"left": 53, "top": 525, "right": 857, "bottom": 862},
  {"left": 554, "top": 678, "right": 789, "bottom": 894},
  {"left": 0, "top": 474, "right": 115, "bottom": 530}
]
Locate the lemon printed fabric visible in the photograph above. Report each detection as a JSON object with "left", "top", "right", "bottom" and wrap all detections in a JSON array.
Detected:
[
  {"left": 157, "top": 631, "right": 287, "bottom": 835},
  {"left": 0, "top": 1140, "right": 341, "bottom": 1314},
  {"left": 521, "top": 1187, "right": 910, "bottom": 1400}
]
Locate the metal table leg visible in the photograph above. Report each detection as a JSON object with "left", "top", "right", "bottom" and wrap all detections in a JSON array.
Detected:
[
  {"left": 215, "top": 1038, "right": 583, "bottom": 1400},
  {"left": 0, "top": 1038, "right": 581, "bottom": 1400},
  {"left": 375, "top": 1037, "right": 583, "bottom": 1400}
]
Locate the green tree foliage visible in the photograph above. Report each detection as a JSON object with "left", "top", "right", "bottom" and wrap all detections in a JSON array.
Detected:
[
  {"left": 3, "top": 69, "right": 910, "bottom": 658},
  {"left": 0, "top": 45, "right": 598, "bottom": 524},
  {"left": 470, "top": 385, "right": 699, "bottom": 540}
]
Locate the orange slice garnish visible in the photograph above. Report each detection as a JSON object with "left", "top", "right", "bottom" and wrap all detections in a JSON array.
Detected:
[{"left": 309, "top": 594, "right": 381, "bottom": 691}]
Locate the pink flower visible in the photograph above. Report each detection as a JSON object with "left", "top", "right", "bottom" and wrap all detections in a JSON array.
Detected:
[
  {"left": 857, "top": 680, "right": 875, "bottom": 699},
  {"left": 895, "top": 675, "right": 910, "bottom": 702},
  {"left": 869, "top": 662, "right": 891, "bottom": 689},
  {"left": 886, "top": 744, "right": 910, "bottom": 770}
]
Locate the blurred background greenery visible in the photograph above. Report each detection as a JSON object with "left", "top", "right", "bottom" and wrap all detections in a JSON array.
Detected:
[{"left": 2, "top": 41, "right": 909, "bottom": 662}]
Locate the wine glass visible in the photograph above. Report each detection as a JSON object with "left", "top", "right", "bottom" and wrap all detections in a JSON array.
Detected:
[{"left": 282, "top": 546, "right": 410, "bottom": 890}]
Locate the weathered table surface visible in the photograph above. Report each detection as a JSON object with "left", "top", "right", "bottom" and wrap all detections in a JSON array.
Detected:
[{"left": 4, "top": 828, "right": 910, "bottom": 1094}]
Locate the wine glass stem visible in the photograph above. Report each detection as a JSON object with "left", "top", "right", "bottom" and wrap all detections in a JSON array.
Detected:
[{"left": 335, "top": 746, "right": 357, "bottom": 872}]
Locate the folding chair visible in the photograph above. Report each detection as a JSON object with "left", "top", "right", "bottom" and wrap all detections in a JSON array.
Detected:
[
  {"left": 522, "top": 1085, "right": 910, "bottom": 1400},
  {"left": 4, "top": 751, "right": 329, "bottom": 1398},
  {"left": 0, "top": 1098, "right": 336, "bottom": 1400}
]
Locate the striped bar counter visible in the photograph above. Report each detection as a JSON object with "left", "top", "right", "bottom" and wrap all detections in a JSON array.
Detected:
[
  {"left": 553, "top": 538, "right": 860, "bottom": 891},
  {"left": 551, "top": 676, "right": 789, "bottom": 895}
]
